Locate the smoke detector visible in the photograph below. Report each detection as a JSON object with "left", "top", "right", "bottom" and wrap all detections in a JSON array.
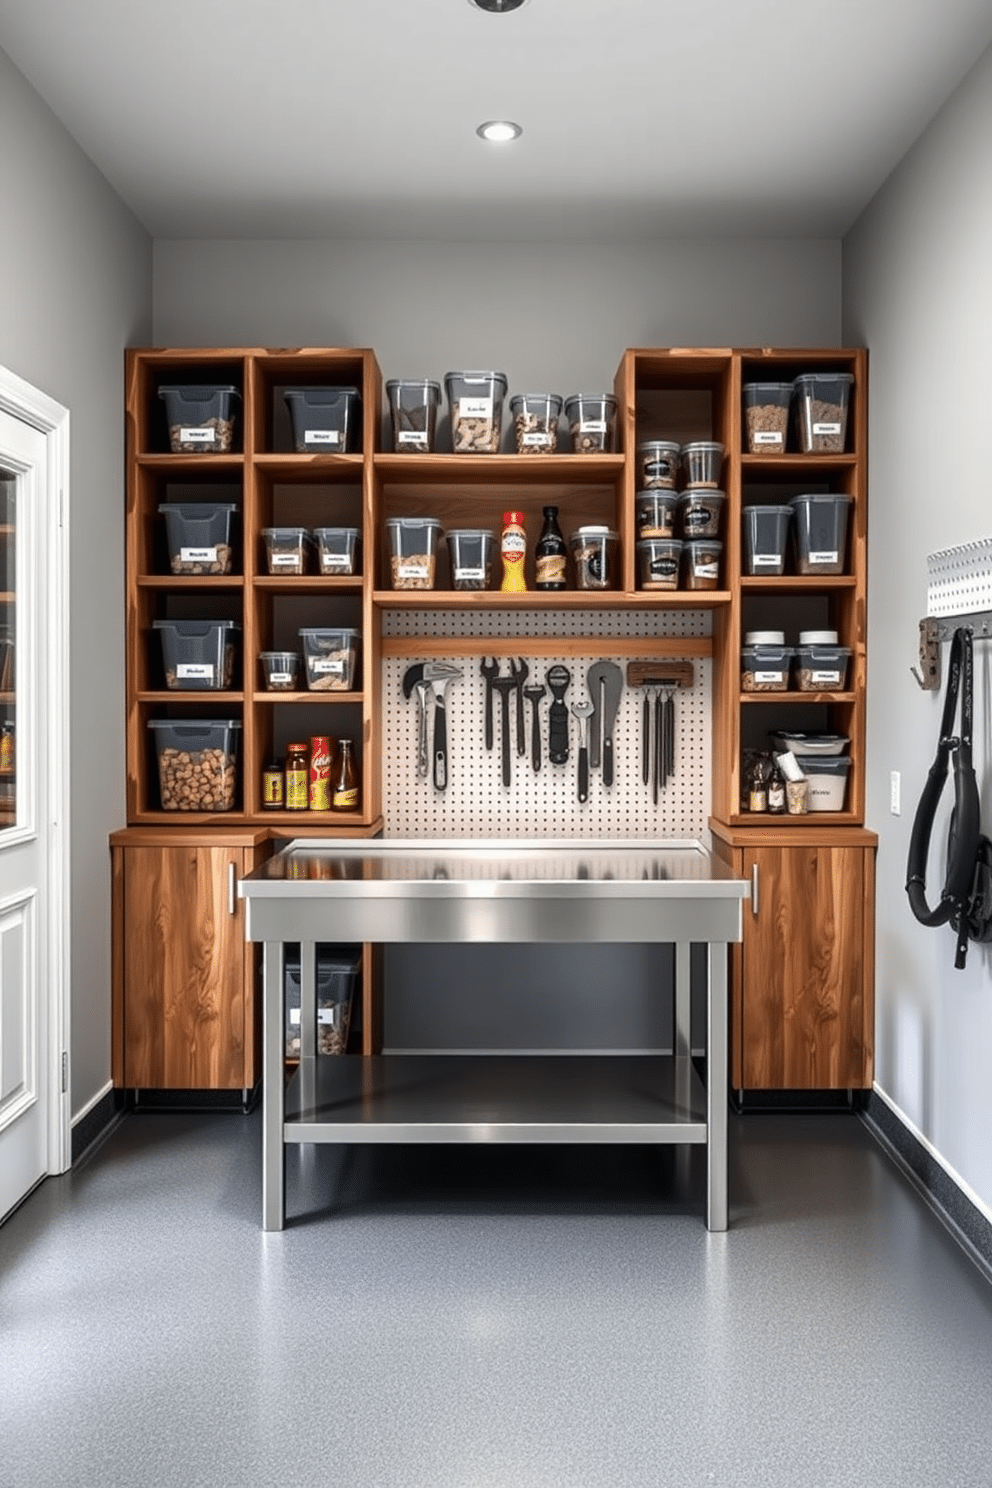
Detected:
[{"left": 468, "top": 0, "right": 529, "bottom": 12}]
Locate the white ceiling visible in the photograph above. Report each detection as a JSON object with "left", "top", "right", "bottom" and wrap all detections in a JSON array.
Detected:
[{"left": 2, "top": 0, "right": 991, "bottom": 241}]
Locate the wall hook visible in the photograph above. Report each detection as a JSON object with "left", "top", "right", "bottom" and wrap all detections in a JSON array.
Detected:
[{"left": 913, "top": 617, "right": 942, "bottom": 691}]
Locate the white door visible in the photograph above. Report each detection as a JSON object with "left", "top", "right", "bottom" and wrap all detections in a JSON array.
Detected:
[{"left": 0, "top": 375, "right": 70, "bottom": 1222}]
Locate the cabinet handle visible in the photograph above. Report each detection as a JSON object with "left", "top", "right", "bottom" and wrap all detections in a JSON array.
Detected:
[
  {"left": 228, "top": 862, "right": 237, "bottom": 916},
  {"left": 751, "top": 863, "right": 759, "bottom": 917}
]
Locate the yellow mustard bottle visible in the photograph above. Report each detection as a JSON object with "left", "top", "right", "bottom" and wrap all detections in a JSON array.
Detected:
[{"left": 500, "top": 509, "right": 527, "bottom": 592}]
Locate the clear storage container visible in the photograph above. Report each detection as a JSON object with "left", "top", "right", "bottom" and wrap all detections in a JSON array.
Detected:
[
  {"left": 794, "top": 644, "right": 851, "bottom": 692},
  {"left": 637, "top": 538, "right": 682, "bottom": 591},
  {"left": 147, "top": 719, "right": 241, "bottom": 812},
  {"left": 790, "top": 493, "right": 852, "bottom": 575},
  {"left": 259, "top": 651, "right": 301, "bottom": 691},
  {"left": 635, "top": 491, "right": 679, "bottom": 540},
  {"left": 742, "top": 382, "right": 791, "bottom": 453},
  {"left": 637, "top": 440, "right": 681, "bottom": 489},
  {"left": 158, "top": 502, "right": 237, "bottom": 575},
  {"left": 563, "top": 394, "right": 618, "bottom": 454},
  {"left": 158, "top": 385, "right": 240, "bottom": 454},
  {"left": 386, "top": 379, "right": 441, "bottom": 453},
  {"left": 680, "top": 441, "right": 724, "bottom": 487},
  {"left": 569, "top": 526, "right": 618, "bottom": 589},
  {"left": 154, "top": 619, "right": 238, "bottom": 691},
  {"left": 679, "top": 490, "right": 724, "bottom": 539},
  {"left": 444, "top": 371, "right": 508, "bottom": 453},
  {"left": 283, "top": 944, "right": 361, "bottom": 1057},
  {"left": 792, "top": 372, "right": 854, "bottom": 453},
  {"left": 683, "top": 539, "right": 722, "bottom": 591},
  {"left": 313, "top": 526, "right": 360, "bottom": 576},
  {"left": 282, "top": 387, "right": 361, "bottom": 453},
  {"left": 741, "top": 645, "right": 794, "bottom": 692},
  {"left": 743, "top": 504, "right": 792, "bottom": 575},
  {"left": 262, "top": 526, "right": 311, "bottom": 575},
  {"left": 509, "top": 393, "right": 562, "bottom": 454},
  {"left": 447, "top": 529, "right": 495, "bottom": 590},
  {"left": 385, "top": 516, "right": 443, "bottom": 590},
  {"left": 298, "top": 628, "right": 360, "bottom": 691}
]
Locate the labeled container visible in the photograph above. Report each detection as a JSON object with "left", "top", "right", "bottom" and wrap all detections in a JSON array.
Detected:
[
  {"left": 745, "top": 629, "right": 785, "bottom": 645},
  {"left": 679, "top": 489, "right": 724, "bottom": 539},
  {"left": 259, "top": 650, "right": 301, "bottom": 691},
  {"left": 299, "top": 628, "right": 360, "bottom": 691},
  {"left": 743, "top": 504, "right": 792, "bottom": 575},
  {"left": 385, "top": 516, "right": 443, "bottom": 590},
  {"left": 313, "top": 526, "right": 360, "bottom": 576},
  {"left": 793, "top": 754, "right": 852, "bottom": 812},
  {"left": 794, "top": 644, "right": 851, "bottom": 692},
  {"left": 386, "top": 379, "right": 441, "bottom": 453},
  {"left": 158, "top": 385, "right": 240, "bottom": 454},
  {"left": 742, "top": 382, "right": 792, "bottom": 454},
  {"left": 444, "top": 371, "right": 508, "bottom": 453},
  {"left": 282, "top": 387, "right": 361, "bottom": 453},
  {"left": 637, "top": 440, "right": 681, "bottom": 489},
  {"left": 771, "top": 731, "right": 850, "bottom": 756},
  {"left": 154, "top": 619, "right": 238, "bottom": 691},
  {"left": 284, "top": 944, "right": 361, "bottom": 1057},
  {"left": 636, "top": 490, "right": 679, "bottom": 540},
  {"left": 147, "top": 719, "right": 241, "bottom": 812},
  {"left": 509, "top": 393, "right": 562, "bottom": 454},
  {"left": 683, "top": 539, "right": 722, "bottom": 591},
  {"left": 569, "top": 526, "right": 618, "bottom": 590},
  {"left": 740, "top": 645, "right": 794, "bottom": 692},
  {"left": 789, "top": 493, "right": 852, "bottom": 575},
  {"left": 680, "top": 440, "right": 724, "bottom": 487},
  {"left": 564, "top": 393, "right": 618, "bottom": 454},
  {"left": 447, "top": 528, "right": 495, "bottom": 590},
  {"left": 262, "top": 526, "right": 311, "bottom": 575},
  {"left": 792, "top": 372, "right": 854, "bottom": 453},
  {"left": 159, "top": 502, "right": 237, "bottom": 576},
  {"left": 637, "top": 538, "right": 682, "bottom": 591}
]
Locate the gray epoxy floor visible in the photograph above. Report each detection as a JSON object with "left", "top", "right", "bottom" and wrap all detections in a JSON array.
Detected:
[{"left": 3, "top": 1108, "right": 992, "bottom": 1488}]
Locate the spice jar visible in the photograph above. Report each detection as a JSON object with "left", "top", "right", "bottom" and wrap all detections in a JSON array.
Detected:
[
  {"left": 500, "top": 510, "right": 527, "bottom": 592},
  {"left": 261, "top": 759, "right": 284, "bottom": 810},
  {"left": 284, "top": 743, "right": 309, "bottom": 811}
]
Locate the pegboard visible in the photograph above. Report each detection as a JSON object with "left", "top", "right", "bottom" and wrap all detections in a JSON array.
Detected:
[
  {"left": 927, "top": 536, "right": 992, "bottom": 617},
  {"left": 382, "top": 610, "right": 712, "bottom": 838}
]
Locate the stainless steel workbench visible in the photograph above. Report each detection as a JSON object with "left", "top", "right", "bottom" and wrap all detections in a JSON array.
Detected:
[{"left": 239, "top": 839, "right": 747, "bottom": 1232}]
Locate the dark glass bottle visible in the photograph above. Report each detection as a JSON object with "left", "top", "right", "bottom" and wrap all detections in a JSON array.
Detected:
[
  {"left": 331, "top": 739, "right": 359, "bottom": 812},
  {"left": 767, "top": 759, "right": 786, "bottom": 814},
  {"left": 534, "top": 505, "right": 567, "bottom": 591}
]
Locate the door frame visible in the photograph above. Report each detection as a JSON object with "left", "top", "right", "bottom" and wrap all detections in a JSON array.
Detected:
[{"left": 0, "top": 362, "right": 71, "bottom": 1176}]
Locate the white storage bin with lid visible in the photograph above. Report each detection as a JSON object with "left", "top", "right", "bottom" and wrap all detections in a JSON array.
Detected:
[
  {"left": 772, "top": 731, "right": 850, "bottom": 756},
  {"left": 793, "top": 754, "right": 852, "bottom": 811}
]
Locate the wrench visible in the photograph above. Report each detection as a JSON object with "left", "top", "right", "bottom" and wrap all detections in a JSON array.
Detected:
[
  {"left": 570, "top": 699, "right": 595, "bottom": 803},
  {"left": 492, "top": 675, "right": 517, "bottom": 788},
  {"left": 480, "top": 656, "right": 500, "bottom": 752},
  {"left": 524, "top": 683, "right": 546, "bottom": 772},
  {"left": 509, "top": 657, "right": 529, "bottom": 756}
]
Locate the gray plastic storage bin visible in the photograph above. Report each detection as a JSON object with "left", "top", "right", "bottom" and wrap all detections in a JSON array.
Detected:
[
  {"left": 564, "top": 393, "right": 618, "bottom": 453},
  {"left": 299, "top": 627, "right": 360, "bottom": 691},
  {"left": 282, "top": 387, "right": 361, "bottom": 453},
  {"left": 743, "top": 504, "right": 792, "bottom": 575},
  {"left": 789, "top": 493, "right": 852, "bottom": 575},
  {"left": 147, "top": 718, "right": 241, "bottom": 812},
  {"left": 386, "top": 379, "right": 442, "bottom": 453},
  {"left": 284, "top": 945, "right": 361, "bottom": 1057},
  {"left": 740, "top": 645, "right": 794, "bottom": 692},
  {"left": 742, "top": 382, "right": 791, "bottom": 453},
  {"left": 154, "top": 619, "right": 238, "bottom": 691},
  {"left": 447, "top": 529, "right": 495, "bottom": 590},
  {"left": 158, "top": 502, "right": 238, "bottom": 575},
  {"left": 158, "top": 385, "right": 240, "bottom": 453},
  {"left": 262, "top": 526, "right": 311, "bottom": 575},
  {"left": 313, "top": 526, "right": 360, "bottom": 576},
  {"left": 794, "top": 644, "right": 851, "bottom": 692},
  {"left": 792, "top": 372, "right": 854, "bottom": 453},
  {"left": 444, "top": 371, "right": 508, "bottom": 453}
]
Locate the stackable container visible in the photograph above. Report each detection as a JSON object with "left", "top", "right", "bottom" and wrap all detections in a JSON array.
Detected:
[
  {"left": 794, "top": 643, "right": 851, "bottom": 692},
  {"left": 771, "top": 731, "right": 850, "bottom": 756},
  {"left": 444, "top": 371, "right": 508, "bottom": 453},
  {"left": 509, "top": 393, "right": 562, "bottom": 453},
  {"left": 792, "top": 755, "right": 852, "bottom": 812},
  {"left": 637, "top": 440, "right": 681, "bottom": 489},
  {"left": 158, "top": 385, "right": 240, "bottom": 453},
  {"left": 299, "top": 628, "right": 360, "bottom": 691},
  {"left": 386, "top": 379, "right": 441, "bottom": 453},
  {"left": 262, "top": 526, "right": 311, "bottom": 575},
  {"left": 789, "top": 493, "right": 852, "bottom": 575},
  {"left": 447, "top": 529, "right": 495, "bottom": 590},
  {"left": 313, "top": 526, "right": 360, "bottom": 576},
  {"left": 680, "top": 441, "right": 724, "bottom": 487},
  {"left": 564, "top": 394, "right": 618, "bottom": 454},
  {"left": 154, "top": 619, "right": 238, "bottom": 691},
  {"left": 742, "top": 382, "right": 791, "bottom": 453},
  {"left": 282, "top": 387, "right": 361, "bottom": 453},
  {"left": 679, "top": 490, "right": 724, "bottom": 539},
  {"left": 569, "top": 526, "right": 618, "bottom": 589},
  {"left": 683, "top": 539, "right": 722, "bottom": 591},
  {"left": 743, "top": 504, "right": 792, "bottom": 575},
  {"left": 637, "top": 538, "right": 681, "bottom": 591},
  {"left": 259, "top": 651, "right": 301, "bottom": 691},
  {"left": 740, "top": 643, "right": 794, "bottom": 692},
  {"left": 147, "top": 719, "right": 241, "bottom": 812},
  {"left": 158, "top": 502, "right": 237, "bottom": 575},
  {"left": 635, "top": 491, "right": 679, "bottom": 540},
  {"left": 792, "top": 372, "right": 854, "bottom": 453},
  {"left": 385, "top": 516, "right": 443, "bottom": 589},
  {"left": 283, "top": 945, "right": 361, "bottom": 1057}
]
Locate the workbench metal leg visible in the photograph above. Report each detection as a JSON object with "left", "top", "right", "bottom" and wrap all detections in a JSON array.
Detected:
[
  {"left": 674, "top": 941, "right": 691, "bottom": 1057},
  {"left": 706, "top": 941, "right": 728, "bottom": 1232},
  {"left": 262, "top": 939, "right": 286, "bottom": 1232}
]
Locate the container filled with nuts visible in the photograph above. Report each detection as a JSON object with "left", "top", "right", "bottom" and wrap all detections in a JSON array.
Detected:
[
  {"left": 637, "top": 440, "right": 681, "bottom": 489},
  {"left": 443, "top": 370, "right": 508, "bottom": 453},
  {"left": 637, "top": 538, "right": 682, "bottom": 591},
  {"left": 794, "top": 640, "right": 851, "bottom": 693},
  {"left": 385, "top": 516, "right": 443, "bottom": 589},
  {"left": 678, "top": 489, "right": 724, "bottom": 539},
  {"left": 158, "top": 502, "right": 238, "bottom": 576},
  {"left": 386, "top": 379, "right": 441, "bottom": 453},
  {"left": 158, "top": 385, "right": 240, "bottom": 454},
  {"left": 683, "top": 539, "right": 723, "bottom": 591},
  {"left": 569, "top": 525, "right": 618, "bottom": 590},
  {"left": 262, "top": 526, "right": 312, "bottom": 575},
  {"left": 742, "top": 383, "right": 792, "bottom": 454},
  {"left": 283, "top": 945, "right": 361, "bottom": 1058},
  {"left": 636, "top": 490, "right": 679, "bottom": 540},
  {"left": 447, "top": 529, "right": 495, "bottom": 590},
  {"left": 563, "top": 393, "right": 618, "bottom": 454},
  {"left": 509, "top": 393, "right": 562, "bottom": 454},
  {"left": 147, "top": 719, "right": 241, "bottom": 812},
  {"left": 792, "top": 372, "right": 854, "bottom": 453},
  {"left": 679, "top": 441, "right": 724, "bottom": 488},
  {"left": 740, "top": 639, "right": 794, "bottom": 692},
  {"left": 299, "top": 628, "right": 360, "bottom": 691},
  {"left": 313, "top": 526, "right": 360, "bottom": 576},
  {"left": 259, "top": 651, "right": 301, "bottom": 691},
  {"left": 154, "top": 619, "right": 238, "bottom": 691}
]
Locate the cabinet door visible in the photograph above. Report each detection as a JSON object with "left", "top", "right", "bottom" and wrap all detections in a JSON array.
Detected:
[
  {"left": 740, "top": 844, "right": 874, "bottom": 1090},
  {"left": 121, "top": 844, "right": 252, "bottom": 1089}
]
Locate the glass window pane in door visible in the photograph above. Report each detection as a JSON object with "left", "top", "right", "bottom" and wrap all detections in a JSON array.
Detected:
[{"left": 0, "top": 472, "right": 16, "bottom": 830}]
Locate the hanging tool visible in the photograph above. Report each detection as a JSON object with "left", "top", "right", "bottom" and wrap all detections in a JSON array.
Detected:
[
  {"left": 492, "top": 673, "right": 518, "bottom": 788},
  {"left": 480, "top": 656, "right": 500, "bottom": 751},
  {"left": 546, "top": 665, "right": 571, "bottom": 765},
  {"left": 586, "top": 660, "right": 623, "bottom": 787},
  {"left": 401, "top": 662, "right": 431, "bottom": 780},
  {"left": 510, "top": 657, "right": 529, "bottom": 756},
  {"left": 524, "top": 683, "right": 546, "bottom": 772},
  {"left": 641, "top": 686, "right": 651, "bottom": 788},
  {"left": 625, "top": 661, "right": 694, "bottom": 805},
  {"left": 423, "top": 661, "right": 462, "bottom": 791},
  {"left": 570, "top": 699, "right": 595, "bottom": 803},
  {"left": 664, "top": 685, "right": 676, "bottom": 786}
]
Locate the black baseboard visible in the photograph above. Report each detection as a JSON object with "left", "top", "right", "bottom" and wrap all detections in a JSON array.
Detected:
[
  {"left": 127, "top": 1084, "right": 261, "bottom": 1114},
  {"left": 71, "top": 1088, "right": 126, "bottom": 1164},
  {"left": 732, "top": 1087, "right": 869, "bottom": 1114},
  {"left": 861, "top": 1091, "right": 992, "bottom": 1285}
]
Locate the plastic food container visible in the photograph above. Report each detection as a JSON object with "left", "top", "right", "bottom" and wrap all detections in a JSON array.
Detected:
[
  {"left": 792, "top": 372, "right": 854, "bottom": 453},
  {"left": 790, "top": 493, "right": 852, "bottom": 575},
  {"left": 794, "top": 644, "right": 851, "bottom": 692},
  {"left": 158, "top": 385, "right": 240, "bottom": 454},
  {"left": 447, "top": 528, "right": 495, "bottom": 590},
  {"left": 680, "top": 441, "right": 724, "bottom": 488},
  {"left": 637, "top": 538, "right": 682, "bottom": 591},
  {"left": 742, "top": 382, "right": 792, "bottom": 454},
  {"left": 313, "top": 526, "right": 360, "bottom": 576},
  {"left": 635, "top": 491, "right": 679, "bottom": 540},
  {"left": 158, "top": 502, "right": 237, "bottom": 575},
  {"left": 772, "top": 731, "right": 850, "bottom": 756},
  {"left": 385, "top": 516, "right": 443, "bottom": 589},
  {"left": 444, "top": 371, "right": 508, "bottom": 453},
  {"left": 637, "top": 440, "right": 681, "bottom": 489},
  {"left": 569, "top": 526, "right": 618, "bottom": 589},
  {"left": 679, "top": 490, "right": 724, "bottom": 539},
  {"left": 740, "top": 645, "right": 794, "bottom": 692},
  {"left": 259, "top": 651, "right": 301, "bottom": 691},
  {"left": 743, "top": 504, "right": 792, "bottom": 575},
  {"left": 793, "top": 754, "right": 852, "bottom": 812},
  {"left": 564, "top": 394, "right": 618, "bottom": 454},
  {"left": 299, "top": 628, "right": 360, "bottom": 691},
  {"left": 262, "top": 526, "right": 311, "bottom": 575},
  {"left": 683, "top": 539, "right": 722, "bottom": 591},
  {"left": 154, "top": 619, "right": 238, "bottom": 691},
  {"left": 147, "top": 719, "right": 241, "bottom": 812},
  {"left": 282, "top": 387, "right": 361, "bottom": 453},
  {"left": 386, "top": 379, "right": 441, "bottom": 453},
  {"left": 283, "top": 944, "right": 361, "bottom": 1057},
  {"left": 508, "top": 393, "right": 562, "bottom": 454}
]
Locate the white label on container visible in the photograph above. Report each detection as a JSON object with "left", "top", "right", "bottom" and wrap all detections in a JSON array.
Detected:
[
  {"left": 271, "top": 552, "right": 301, "bottom": 566},
  {"left": 755, "top": 670, "right": 785, "bottom": 683},
  {"left": 176, "top": 663, "right": 214, "bottom": 681},
  {"left": 752, "top": 554, "right": 782, "bottom": 566},
  {"left": 268, "top": 671, "right": 293, "bottom": 685},
  {"left": 809, "top": 550, "right": 838, "bottom": 565},
  {"left": 180, "top": 545, "right": 218, "bottom": 563},
  {"left": 397, "top": 560, "right": 429, "bottom": 579},
  {"left": 693, "top": 561, "right": 719, "bottom": 579},
  {"left": 289, "top": 1008, "right": 301, "bottom": 1026},
  {"left": 456, "top": 567, "right": 486, "bottom": 581},
  {"left": 317, "top": 1008, "right": 339, "bottom": 1025},
  {"left": 459, "top": 397, "right": 493, "bottom": 419},
  {"left": 179, "top": 427, "right": 215, "bottom": 444},
  {"left": 580, "top": 419, "right": 607, "bottom": 433},
  {"left": 304, "top": 429, "right": 340, "bottom": 445},
  {"left": 812, "top": 422, "right": 841, "bottom": 435},
  {"left": 522, "top": 431, "right": 551, "bottom": 447},
  {"left": 397, "top": 430, "right": 427, "bottom": 446},
  {"left": 313, "top": 658, "right": 346, "bottom": 675},
  {"left": 320, "top": 554, "right": 351, "bottom": 570},
  {"left": 811, "top": 669, "right": 841, "bottom": 685},
  {"left": 754, "top": 431, "right": 783, "bottom": 445}
]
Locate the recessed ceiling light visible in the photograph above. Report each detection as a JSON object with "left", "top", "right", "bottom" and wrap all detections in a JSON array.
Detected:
[
  {"left": 468, "top": 0, "right": 529, "bottom": 12},
  {"left": 476, "top": 120, "right": 523, "bottom": 143}
]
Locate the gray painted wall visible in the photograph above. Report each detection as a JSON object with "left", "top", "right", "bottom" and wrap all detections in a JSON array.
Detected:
[
  {"left": 0, "top": 47, "right": 152, "bottom": 1121},
  {"left": 844, "top": 41, "right": 992, "bottom": 1219}
]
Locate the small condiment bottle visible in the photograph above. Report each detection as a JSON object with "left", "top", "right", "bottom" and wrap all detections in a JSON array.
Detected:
[
  {"left": 500, "top": 510, "right": 528, "bottom": 592},
  {"left": 331, "top": 739, "right": 359, "bottom": 812},
  {"left": 767, "top": 760, "right": 786, "bottom": 814},
  {"left": 261, "top": 759, "right": 284, "bottom": 810},
  {"left": 747, "top": 756, "right": 768, "bottom": 813},
  {"left": 308, "top": 734, "right": 333, "bottom": 811},
  {"left": 534, "top": 505, "right": 567, "bottom": 591},
  {"left": 284, "top": 742, "right": 309, "bottom": 811}
]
